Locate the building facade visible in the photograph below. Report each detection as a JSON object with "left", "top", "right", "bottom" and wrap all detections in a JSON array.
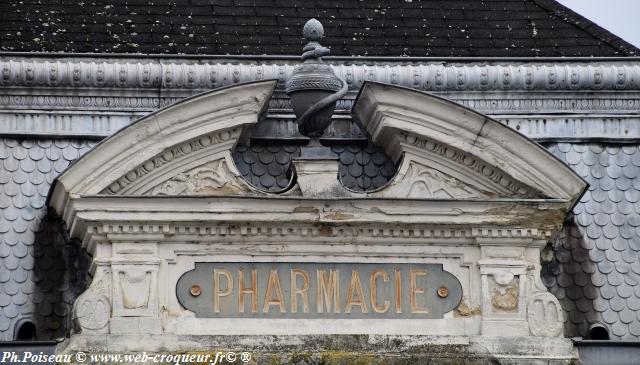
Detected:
[{"left": 1, "top": 1, "right": 640, "bottom": 364}]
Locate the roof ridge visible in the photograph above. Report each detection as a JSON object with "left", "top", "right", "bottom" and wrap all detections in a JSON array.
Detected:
[{"left": 531, "top": 0, "right": 639, "bottom": 56}]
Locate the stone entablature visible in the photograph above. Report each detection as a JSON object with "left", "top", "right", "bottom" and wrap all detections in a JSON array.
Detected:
[
  {"left": 48, "top": 80, "right": 586, "bottom": 362},
  {"left": 2, "top": 57, "right": 640, "bottom": 141}
]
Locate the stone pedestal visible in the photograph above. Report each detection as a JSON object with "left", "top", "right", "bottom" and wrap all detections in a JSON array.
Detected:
[{"left": 292, "top": 154, "right": 349, "bottom": 197}]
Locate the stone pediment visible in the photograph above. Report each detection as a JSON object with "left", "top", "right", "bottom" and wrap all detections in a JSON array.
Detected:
[
  {"left": 353, "top": 82, "right": 585, "bottom": 202},
  {"left": 50, "top": 80, "right": 587, "bottom": 209},
  {"left": 50, "top": 80, "right": 586, "bottom": 218}
]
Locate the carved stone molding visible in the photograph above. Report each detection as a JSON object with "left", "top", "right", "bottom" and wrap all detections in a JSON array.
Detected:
[
  {"left": 387, "top": 133, "right": 540, "bottom": 198},
  {"left": 102, "top": 128, "right": 245, "bottom": 195},
  {"left": 380, "top": 161, "right": 487, "bottom": 199},
  {"left": 148, "top": 158, "right": 252, "bottom": 196},
  {"left": 3, "top": 58, "right": 640, "bottom": 91},
  {"left": 84, "top": 223, "right": 553, "bottom": 241}
]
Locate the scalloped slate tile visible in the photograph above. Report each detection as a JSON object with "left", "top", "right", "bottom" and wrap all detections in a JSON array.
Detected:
[
  {"left": 0, "top": 138, "right": 94, "bottom": 340},
  {"left": 543, "top": 143, "right": 640, "bottom": 340},
  {"left": 231, "top": 142, "right": 396, "bottom": 193}
]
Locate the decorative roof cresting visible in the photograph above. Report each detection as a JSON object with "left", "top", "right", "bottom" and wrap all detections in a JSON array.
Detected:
[{"left": 285, "top": 18, "right": 348, "bottom": 141}]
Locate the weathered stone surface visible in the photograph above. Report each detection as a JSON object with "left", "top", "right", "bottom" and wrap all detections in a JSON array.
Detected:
[{"left": 57, "top": 334, "right": 578, "bottom": 365}]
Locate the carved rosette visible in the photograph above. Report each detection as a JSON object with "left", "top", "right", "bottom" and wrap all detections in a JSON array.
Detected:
[
  {"left": 526, "top": 271, "right": 565, "bottom": 337},
  {"left": 72, "top": 267, "right": 111, "bottom": 334}
]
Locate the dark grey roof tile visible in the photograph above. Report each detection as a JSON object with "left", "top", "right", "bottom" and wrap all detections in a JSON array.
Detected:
[
  {"left": 576, "top": 297, "right": 592, "bottom": 313},
  {"left": 0, "top": 267, "right": 9, "bottom": 283},
  {"left": 593, "top": 213, "right": 608, "bottom": 226},
  {"left": 250, "top": 162, "right": 267, "bottom": 177},
  {"left": 28, "top": 147, "right": 44, "bottom": 161},
  {"left": 558, "top": 143, "right": 572, "bottom": 153},
  {"left": 572, "top": 163, "right": 590, "bottom": 179},
  {"left": 617, "top": 284, "right": 634, "bottom": 299},
  {"left": 583, "top": 285, "right": 599, "bottom": 300},
  {"left": 565, "top": 148, "right": 581, "bottom": 165},
  {"left": 3, "top": 159, "right": 19, "bottom": 172},
  {"left": 611, "top": 321, "right": 628, "bottom": 338},
  {"left": 53, "top": 159, "right": 69, "bottom": 173},
  {"left": 630, "top": 320, "right": 640, "bottom": 336},
  {"left": 12, "top": 145, "right": 27, "bottom": 161},
  {"left": 599, "top": 176, "right": 615, "bottom": 191},
  {"left": 20, "top": 158, "right": 36, "bottom": 174},
  {"left": 258, "top": 151, "right": 274, "bottom": 165},
  {"left": 36, "top": 159, "right": 52, "bottom": 173},
  {"left": 0, "top": 244, "right": 9, "bottom": 259},
  {"left": 611, "top": 237, "right": 627, "bottom": 251},
  {"left": 607, "top": 270, "right": 624, "bottom": 286},
  {"left": 586, "top": 224, "right": 601, "bottom": 239},
  {"left": 599, "top": 260, "right": 615, "bottom": 274},
  {"left": 581, "top": 151, "right": 597, "bottom": 166},
  {"left": 581, "top": 261, "right": 597, "bottom": 275},
  {"left": 591, "top": 189, "right": 608, "bottom": 203},
  {"left": 591, "top": 163, "right": 606, "bottom": 178},
  {"left": 340, "top": 150, "right": 355, "bottom": 165},
  {"left": 623, "top": 192, "right": 639, "bottom": 207},
  {"left": 12, "top": 244, "right": 27, "bottom": 259},
  {"left": 602, "top": 223, "right": 618, "bottom": 239},
  {"left": 607, "top": 189, "right": 624, "bottom": 204}
]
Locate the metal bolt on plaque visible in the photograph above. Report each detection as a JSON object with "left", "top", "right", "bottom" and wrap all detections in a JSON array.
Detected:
[{"left": 190, "top": 285, "right": 201, "bottom": 297}]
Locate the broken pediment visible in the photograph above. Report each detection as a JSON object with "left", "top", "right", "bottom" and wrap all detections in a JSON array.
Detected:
[
  {"left": 50, "top": 80, "right": 586, "bottom": 216},
  {"left": 352, "top": 82, "right": 586, "bottom": 202},
  {"left": 49, "top": 80, "right": 277, "bottom": 211}
]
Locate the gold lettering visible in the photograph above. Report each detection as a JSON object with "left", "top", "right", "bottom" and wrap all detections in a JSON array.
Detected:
[
  {"left": 238, "top": 268, "right": 258, "bottom": 313},
  {"left": 263, "top": 269, "right": 286, "bottom": 313},
  {"left": 317, "top": 269, "right": 340, "bottom": 313},
  {"left": 213, "top": 269, "right": 233, "bottom": 313},
  {"left": 345, "top": 270, "right": 368, "bottom": 314},
  {"left": 291, "top": 269, "right": 310, "bottom": 313},
  {"left": 410, "top": 269, "right": 429, "bottom": 314},
  {"left": 370, "top": 269, "right": 390, "bottom": 313},
  {"left": 395, "top": 269, "right": 402, "bottom": 313}
]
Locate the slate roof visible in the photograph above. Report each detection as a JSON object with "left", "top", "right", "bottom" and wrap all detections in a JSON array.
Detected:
[
  {"left": 232, "top": 142, "right": 396, "bottom": 193},
  {"left": 0, "top": 137, "right": 639, "bottom": 341},
  {"left": 0, "top": 139, "right": 94, "bottom": 341},
  {"left": 1, "top": 0, "right": 638, "bottom": 56},
  {"left": 543, "top": 143, "right": 640, "bottom": 340}
]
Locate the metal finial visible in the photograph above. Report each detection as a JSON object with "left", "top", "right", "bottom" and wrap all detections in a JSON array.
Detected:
[
  {"left": 285, "top": 18, "right": 348, "bottom": 142},
  {"left": 303, "top": 18, "right": 324, "bottom": 41}
]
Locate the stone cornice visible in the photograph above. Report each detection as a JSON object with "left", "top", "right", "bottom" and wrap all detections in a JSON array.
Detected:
[
  {"left": 2, "top": 57, "right": 640, "bottom": 91},
  {"left": 2, "top": 57, "right": 640, "bottom": 140},
  {"left": 64, "top": 195, "right": 565, "bottom": 251}
]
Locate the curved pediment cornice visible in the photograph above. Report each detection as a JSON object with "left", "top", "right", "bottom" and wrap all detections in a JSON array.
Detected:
[
  {"left": 353, "top": 82, "right": 587, "bottom": 202},
  {"left": 49, "top": 80, "right": 277, "bottom": 215}
]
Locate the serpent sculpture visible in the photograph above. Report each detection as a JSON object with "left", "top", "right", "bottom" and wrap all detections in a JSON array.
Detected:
[{"left": 286, "top": 19, "right": 348, "bottom": 140}]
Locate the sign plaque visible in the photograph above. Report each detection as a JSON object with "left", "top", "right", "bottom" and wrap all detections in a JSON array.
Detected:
[{"left": 177, "top": 263, "right": 462, "bottom": 319}]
